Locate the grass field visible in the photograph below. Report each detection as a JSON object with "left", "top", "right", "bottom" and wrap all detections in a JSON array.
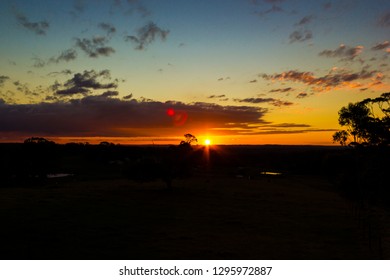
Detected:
[{"left": 1, "top": 168, "right": 387, "bottom": 260}]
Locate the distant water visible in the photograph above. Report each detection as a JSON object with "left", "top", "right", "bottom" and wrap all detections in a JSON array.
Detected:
[
  {"left": 260, "top": 171, "right": 282, "bottom": 176},
  {"left": 47, "top": 173, "right": 73, "bottom": 179}
]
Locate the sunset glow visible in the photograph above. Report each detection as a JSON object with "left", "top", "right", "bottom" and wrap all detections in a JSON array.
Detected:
[
  {"left": 204, "top": 139, "right": 211, "bottom": 146},
  {"left": 0, "top": 0, "right": 389, "bottom": 145}
]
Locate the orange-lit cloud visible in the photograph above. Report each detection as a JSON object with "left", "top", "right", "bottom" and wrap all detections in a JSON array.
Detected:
[{"left": 261, "top": 68, "right": 385, "bottom": 92}]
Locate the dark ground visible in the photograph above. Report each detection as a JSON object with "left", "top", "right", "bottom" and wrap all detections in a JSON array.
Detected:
[{"left": 0, "top": 143, "right": 389, "bottom": 259}]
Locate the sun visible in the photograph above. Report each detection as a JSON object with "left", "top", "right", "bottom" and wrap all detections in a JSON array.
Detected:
[{"left": 204, "top": 139, "right": 211, "bottom": 146}]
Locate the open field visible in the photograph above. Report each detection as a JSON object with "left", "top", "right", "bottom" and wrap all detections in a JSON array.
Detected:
[{"left": 0, "top": 144, "right": 389, "bottom": 259}]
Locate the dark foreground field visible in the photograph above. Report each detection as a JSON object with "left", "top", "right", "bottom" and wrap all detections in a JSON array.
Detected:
[{"left": 0, "top": 144, "right": 389, "bottom": 259}]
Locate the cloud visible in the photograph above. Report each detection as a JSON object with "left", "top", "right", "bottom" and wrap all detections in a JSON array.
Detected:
[
  {"left": 319, "top": 44, "right": 364, "bottom": 61},
  {"left": 261, "top": 68, "right": 383, "bottom": 92},
  {"left": 55, "top": 70, "right": 118, "bottom": 96},
  {"left": 15, "top": 12, "right": 49, "bottom": 35},
  {"left": 124, "top": 22, "right": 169, "bottom": 50},
  {"left": 48, "top": 70, "right": 73, "bottom": 76},
  {"left": 289, "top": 29, "right": 312, "bottom": 43},
  {"left": 0, "top": 97, "right": 271, "bottom": 137},
  {"left": 70, "top": 0, "right": 86, "bottom": 17},
  {"left": 98, "top": 22, "right": 116, "bottom": 36},
  {"left": 371, "top": 41, "right": 390, "bottom": 51},
  {"left": 123, "top": 93, "right": 133, "bottom": 99},
  {"left": 256, "top": 5, "right": 284, "bottom": 17},
  {"left": 378, "top": 11, "right": 390, "bottom": 27},
  {"left": 249, "top": 79, "right": 257, "bottom": 83},
  {"left": 32, "top": 56, "right": 46, "bottom": 68},
  {"left": 208, "top": 94, "right": 226, "bottom": 99},
  {"left": 234, "top": 97, "right": 294, "bottom": 107},
  {"left": 296, "top": 15, "right": 315, "bottom": 26},
  {"left": 269, "top": 87, "right": 294, "bottom": 93},
  {"left": 49, "top": 49, "right": 78, "bottom": 64},
  {"left": 296, "top": 92, "right": 308, "bottom": 98},
  {"left": 116, "top": 0, "right": 151, "bottom": 17},
  {"left": 75, "top": 36, "right": 115, "bottom": 58},
  {"left": 0, "top": 76, "right": 10, "bottom": 87}
]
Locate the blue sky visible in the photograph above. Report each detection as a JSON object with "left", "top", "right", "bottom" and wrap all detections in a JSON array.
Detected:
[{"left": 0, "top": 0, "right": 389, "bottom": 144}]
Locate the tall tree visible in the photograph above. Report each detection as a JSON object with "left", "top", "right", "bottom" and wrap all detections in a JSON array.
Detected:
[{"left": 333, "top": 92, "right": 389, "bottom": 146}]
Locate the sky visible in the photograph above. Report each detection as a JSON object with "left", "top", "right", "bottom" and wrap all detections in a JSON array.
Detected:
[{"left": 0, "top": 0, "right": 389, "bottom": 145}]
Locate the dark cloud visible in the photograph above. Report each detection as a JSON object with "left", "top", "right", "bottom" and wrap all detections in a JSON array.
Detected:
[
  {"left": 123, "top": 93, "right": 133, "bottom": 99},
  {"left": 15, "top": 12, "right": 49, "bottom": 35},
  {"left": 55, "top": 70, "right": 118, "bottom": 96},
  {"left": 98, "top": 22, "right": 116, "bottom": 36},
  {"left": 48, "top": 69, "right": 73, "bottom": 76},
  {"left": 269, "top": 87, "right": 294, "bottom": 93},
  {"left": 101, "top": 90, "right": 119, "bottom": 97},
  {"left": 296, "top": 92, "right": 308, "bottom": 98},
  {"left": 289, "top": 29, "right": 312, "bottom": 43},
  {"left": 249, "top": 79, "right": 257, "bottom": 83},
  {"left": 208, "top": 94, "right": 226, "bottom": 99},
  {"left": 0, "top": 97, "right": 271, "bottom": 137},
  {"left": 234, "top": 97, "right": 294, "bottom": 107},
  {"left": 378, "top": 11, "right": 390, "bottom": 28},
  {"left": 261, "top": 68, "right": 382, "bottom": 92},
  {"left": 296, "top": 15, "right": 315, "bottom": 26},
  {"left": 0, "top": 76, "right": 10, "bottom": 87},
  {"left": 49, "top": 49, "right": 78, "bottom": 64},
  {"left": 124, "top": 22, "right": 169, "bottom": 50},
  {"left": 371, "top": 41, "right": 390, "bottom": 51},
  {"left": 75, "top": 36, "right": 115, "bottom": 58},
  {"left": 319, "top": 44, "right": 364, "bottom": 60}
]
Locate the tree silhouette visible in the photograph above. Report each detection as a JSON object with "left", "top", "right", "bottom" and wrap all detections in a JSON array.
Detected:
[
  {"left": 180, "top": 133, "right": 198, "bottom": 146},
  {"left": 333, "top": 92, "right": 390, "bottom": 146}
]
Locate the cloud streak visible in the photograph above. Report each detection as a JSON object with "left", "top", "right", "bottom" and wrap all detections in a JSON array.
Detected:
[
  {"left": 261, "top": 68, "right": 384, "bottom": 92},
  {"left": 319, "top": 44, "right": 364, "bottom": 61},
  {"left": 234, "top": 97, "right": 294, "bottom": 107}
]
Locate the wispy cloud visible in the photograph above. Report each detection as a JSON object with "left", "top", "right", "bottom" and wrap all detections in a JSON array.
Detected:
[
  {"left": 371, "top": 41, "right": 390, "bottom": 51},
  {"left": 0, "top": 76, "right": 10, "bottom": 87},
  {"left": 269, "top": 87, "right": 294, "bottom": 93},
  {"left": 208, "top": 94, "right": 226, "bottom": 99},
  {"left": 124, "top": 22, "right": 169, "bottom": 50},
  {"left": 261, "top": 68, "right": 384, "bottom": 92},
  {"left": 75, "top": 36, "right": 115, "bottom": 58},
  {"left": 15, "top": 12, "right": 49, "bottom": 35},
  {"left": 55, "top": 69, "right": 118, "bottom": 96},
  {"left": 296, "top": 92, "right": 309, "bottom": 98},
  {"left": 49, "top": 49, "right": 78, "bottom": 64},
  {"left": 98, "top": 22, "right": 116, "bottom": 36},
  {"left": 234, "top": 97, "right": 294, "bottom": 107},
  {"left": 295, "top": 15, "right": 315, "bottom": 26},
  {"left": 378, "top": 11, "right": 390, "bottom": 28},
  {"left": 319, "top": 44, "right": 364, "bottom": 61},
  {"left": 289, "top": 29, "right": 312, "bottom": 43},
  {"left": 70, "top": 0, "right": 86, "bottom": 17}
]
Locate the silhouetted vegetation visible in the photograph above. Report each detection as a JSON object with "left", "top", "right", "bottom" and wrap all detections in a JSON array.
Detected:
[{"left": 333, "top": 92, "right": 389, "bottom": 146}]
